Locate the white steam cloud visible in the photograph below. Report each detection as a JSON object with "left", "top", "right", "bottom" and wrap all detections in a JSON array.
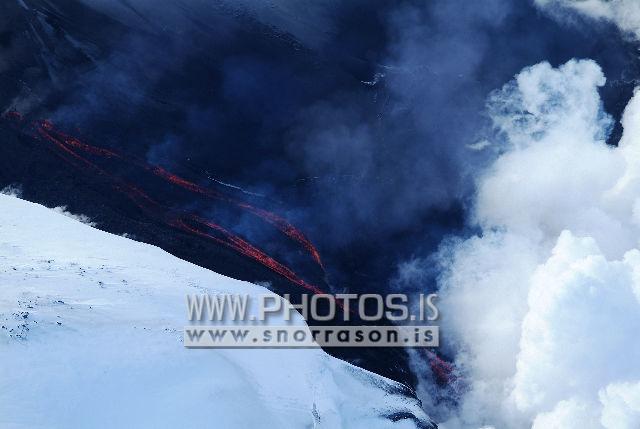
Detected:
[
  {"left": 51, "top": 206, "right": 97, "bottom": 227},
  {"left": 536, "top": 0, "right": 640, "bottom": 39},
  {"left": 436, "top": 59, "right": 640, "bottom": 428}
]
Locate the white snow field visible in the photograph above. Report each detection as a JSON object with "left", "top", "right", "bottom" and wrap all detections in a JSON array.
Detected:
[{"left": 0, "top": 194, "right": 434, "bottom": 429}]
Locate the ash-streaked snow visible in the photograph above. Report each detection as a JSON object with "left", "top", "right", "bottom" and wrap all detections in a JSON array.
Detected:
[{"left": 0, "top": 194, "right": 434, "bottom": 429}]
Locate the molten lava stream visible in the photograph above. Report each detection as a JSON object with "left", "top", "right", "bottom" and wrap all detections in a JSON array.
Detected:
[
  {"left": 149, "top": 165, "right": 326, "bottom": 271},
  {"left": 19, "top": 116, "right": 327, "bottom": 295},
  {"left": 176, "top": 215, "right": 325, "bottom": 295},
  {"left": 426, "top": 350, "right": 457, "bottom": 386},
  {"left": 36, "top": 120, "right": 114, "bottom": 176},
  {"left": 29, "top": 117, "right": 326, "bottom": 273},
  {"left": 236, "top": 203, "right": 325, "bottom": 269}
]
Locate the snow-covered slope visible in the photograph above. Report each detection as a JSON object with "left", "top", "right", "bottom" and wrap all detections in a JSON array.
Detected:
[{"left": 0, "top": 194, "right": 434, "bottom": 429}]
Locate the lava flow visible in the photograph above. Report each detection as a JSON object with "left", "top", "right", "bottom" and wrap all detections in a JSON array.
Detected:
[
  {"left": 237, "top": 203, "right": 324, "bottom": 269},
  {"left": 172, "top": 215, "right": 324, "bottom": 294},
  {"left": 4, "top": 112, "right": 327, "bottom": 295},
  {"left": 27, "top": 114, "right": 326, "bottom": 273},
  {"left": 148, "top": 165, "right": 325, "bottom": 269},
  {"left": 426, "top": 350, "right": 457, "bottom": 386}
]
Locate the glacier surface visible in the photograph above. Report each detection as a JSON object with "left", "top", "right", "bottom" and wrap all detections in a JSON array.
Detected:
[{"left": 0, "top": 194, "right": 434, "bottom": 429}]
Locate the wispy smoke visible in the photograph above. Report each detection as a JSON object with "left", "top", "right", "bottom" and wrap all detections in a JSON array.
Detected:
[
  {"left": 0, "top": 184, "right": 23, "bottom": 198},
  {"left": 51, "top": 205, "right": 97, "bottom": 227},
  {"left": 271, "top": 0, "right": 639, "bottom": 292},
  {"left": 435, "top": 59, "right": 640, "bottom": 428},
  {"left": 536, "top": 0, "right": 640, "bottom": 40}
]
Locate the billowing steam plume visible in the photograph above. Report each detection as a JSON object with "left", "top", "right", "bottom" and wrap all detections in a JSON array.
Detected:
[{"left": 435, "top": 59, "right": 640, "bottom": 428}]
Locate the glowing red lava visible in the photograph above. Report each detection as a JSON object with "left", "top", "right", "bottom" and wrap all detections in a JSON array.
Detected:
[
  {"left": 27, "top": 115, "right": 326, "bottom": 274},
  {"left": 174, "top": 215, "right": 324, "bottom": 294},
  {"left": 7, "top": 114, "right": 326, "bottom": 294},
  {"left": 149, "top": 165, "right": 221, "bottom": 198},
  {"left": 2, "top": 111, "right": 23, "bottom": 122},
  {"left": 146, "top": 165, "right": 326, "bottom": 270},
  {"left": 237, "top": 203, "right": 324, "bottom": 268},
  {"left": 427, "top": 350, "right": 456, "bottom": 386}
]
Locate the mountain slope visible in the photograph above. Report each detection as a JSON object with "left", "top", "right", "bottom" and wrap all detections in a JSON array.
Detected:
[{"left": 0, "top": 193, "right": 435, "bottom": 429}]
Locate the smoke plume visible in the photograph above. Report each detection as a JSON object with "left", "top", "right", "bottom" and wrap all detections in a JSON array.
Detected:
[{"left": 435, "top": 59, "right": 640, "bottom": 428}]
